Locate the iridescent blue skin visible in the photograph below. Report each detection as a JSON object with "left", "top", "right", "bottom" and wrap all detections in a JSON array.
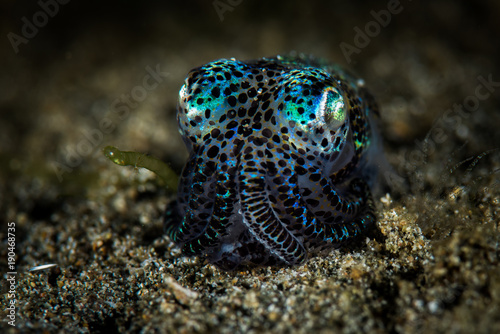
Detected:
[{"left": 165, "top": 55, "right": 383, "bottom": 270}]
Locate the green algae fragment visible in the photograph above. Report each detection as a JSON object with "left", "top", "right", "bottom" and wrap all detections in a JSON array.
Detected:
[{"left": 103, "top": 145, "right": 178, "bottom": 192}]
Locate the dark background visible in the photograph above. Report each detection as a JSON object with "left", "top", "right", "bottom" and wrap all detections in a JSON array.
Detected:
[{"left": 1, "top": 0, "right": 499, "bottom": 177}]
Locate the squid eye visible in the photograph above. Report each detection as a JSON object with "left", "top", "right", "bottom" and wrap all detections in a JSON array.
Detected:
[{"left": 320, "top": 88, "right": 346, "bottom": 130}]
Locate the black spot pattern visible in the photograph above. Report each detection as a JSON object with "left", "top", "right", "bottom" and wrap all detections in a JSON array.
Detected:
[{"left": 164, "top": 55, "right": 382, "bottom": 270}]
